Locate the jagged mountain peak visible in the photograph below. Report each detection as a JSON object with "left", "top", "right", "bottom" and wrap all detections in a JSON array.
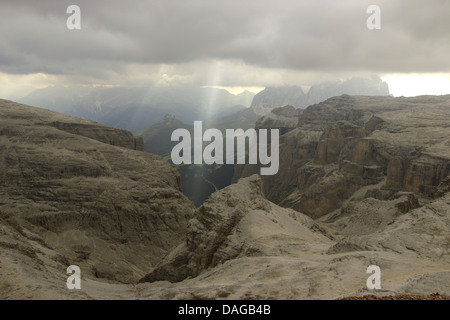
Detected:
[{"left": 251, "top": 76, "right": 390, "bottom": 116}]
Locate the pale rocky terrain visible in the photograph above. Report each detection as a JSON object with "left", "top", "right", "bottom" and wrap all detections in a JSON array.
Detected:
[
  {"left": 235, "top": 95, "right": 450, "bottom": 218},
  {"left": 1, "top": 97, "right": 449, "bottom": 300},
  {"left": 0, "top": 99, "right": 194, "bottom": 285}
]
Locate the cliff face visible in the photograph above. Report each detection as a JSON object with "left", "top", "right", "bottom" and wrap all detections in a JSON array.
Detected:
[
  {"left": 235, "top": 95, "right": 450, "bottom": 218},
  {"left": 0, "top": 99, "right": 194, "bottom": 283},
  {"left": 255, "top": 105, "right": 303, "bottom": 135},
  {"left": 0, "top": 100, "right": 144, "bottom": 152},
  {"left": 49, "top": 121, "right": 144, "bottom": 151}
]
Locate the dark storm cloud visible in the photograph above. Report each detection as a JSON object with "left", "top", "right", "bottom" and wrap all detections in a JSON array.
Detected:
[{"left": 1, "top": 0, "right": 450, "bottom": 78}]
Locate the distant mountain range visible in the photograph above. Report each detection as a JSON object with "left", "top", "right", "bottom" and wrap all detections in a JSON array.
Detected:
[
  {"left": 136, "top": 114, "right": 193, "bottom": 158},
  {"left": 251, "top": 75, "right": 390, "bottom": 115},
  {"left": 18, "top": 76, "right": 389, "bottom": 133},
  {"left": 18, "top": 85, "right": 255, "bottom": 132}
]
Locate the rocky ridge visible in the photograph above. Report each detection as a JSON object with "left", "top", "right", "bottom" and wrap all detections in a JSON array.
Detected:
[{"left": 235, "top": 94, "right": 450, "bottom": 219}]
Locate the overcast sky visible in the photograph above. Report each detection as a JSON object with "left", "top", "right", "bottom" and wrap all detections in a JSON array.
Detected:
[{"left": 1, "top": 0, "right": 450, "bottom": 98}]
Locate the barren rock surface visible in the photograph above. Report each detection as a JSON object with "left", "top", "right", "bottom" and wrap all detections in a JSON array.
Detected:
[
  {"left": 235, "top": 94, "right": 450, "bottom": 218},
  {"left": 1, "top": 97, "right": 449, "bottom": 300},
  {"left": 0, "top": 99, "right": 194, "bottom": 284}
]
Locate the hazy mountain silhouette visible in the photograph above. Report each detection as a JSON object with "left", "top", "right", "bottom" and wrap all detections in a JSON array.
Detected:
[
  {"left": 251, "top": 75, "right": 390, "bottom": 115},
  {"left": 19, "top": 85, "right": 254, "bottom": 132}
]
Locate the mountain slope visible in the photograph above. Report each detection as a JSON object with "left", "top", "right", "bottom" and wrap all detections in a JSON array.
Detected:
[
  {"left": 0, "top": 99, "right": 195, "bottom": 283},
  {"left": 135, "top": 114, "right": 193, "bottom": 157}
]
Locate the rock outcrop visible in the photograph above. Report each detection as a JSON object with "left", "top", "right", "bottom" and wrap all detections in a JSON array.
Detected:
[
  {"left": 255, "top": 105, "right": 303, "bottom": 135},
  {"left": 235, "top": 94, "right": 450, "bottom": 218},
  {"left": 0, "top": 99, "right": 144, "bottom": 152},
  {"left": 303, "top": 75, "right": 389, "bottom": 108},
  {"left": 49, "top": 121, "right": 144, "bottom": 151},
  {"left": 140, "top": 175, "right": 333, "bottom": 283},
  {"left": 0, "top": 99, "right": 194, "bottom": 283}
]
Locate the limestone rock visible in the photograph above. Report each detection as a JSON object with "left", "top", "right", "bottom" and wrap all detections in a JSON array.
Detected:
[
  {"left": 0, "top": 99, "right": 194, "bottom": 283},
  {"left": 140, "top": 175, "right": 333, "bottom": 283},
  {"left": 49, "top": 121, "right": 144, "bottom": 151},
  {"left": 235, "top": 94, "right": 450, "bottom": 218},
  {"left": 327, "top": 192, "right": 450, "bottom": 264},
  {"left": 255, "top": 105, "right": 302, "bottom": 135}
]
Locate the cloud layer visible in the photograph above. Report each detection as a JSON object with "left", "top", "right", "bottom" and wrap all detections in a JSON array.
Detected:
[{"left": 1, "top": 0, "right": 450, "bottom": 88}]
